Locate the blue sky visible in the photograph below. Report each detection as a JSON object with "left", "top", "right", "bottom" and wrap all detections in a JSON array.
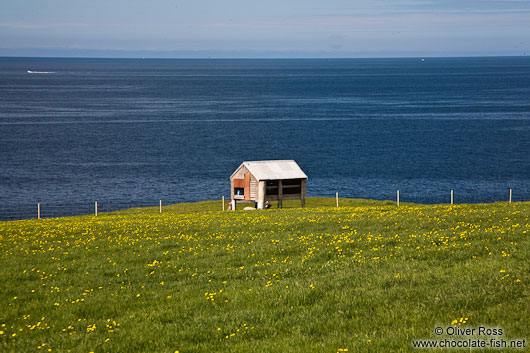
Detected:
[{"left": 1, "top": 0, "right": 529, "bottom": 57}]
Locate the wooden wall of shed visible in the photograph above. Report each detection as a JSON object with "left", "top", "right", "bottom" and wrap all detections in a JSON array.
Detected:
[
  {"left": 230, "top": 165, "right": 258, "bottom": 201},
  {"left": 230, "top": 165, "right": 249, "bottom": 200},
  {"left": 249, "top": 174, "right": 257, "bottom": 200},
  {"left": 232, "top": 165, "right": 249, "bottom": 180}
]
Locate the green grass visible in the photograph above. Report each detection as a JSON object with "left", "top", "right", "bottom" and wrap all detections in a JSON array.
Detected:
[{"left": 1, "top": 198, "right": 529, "bottom": 352}]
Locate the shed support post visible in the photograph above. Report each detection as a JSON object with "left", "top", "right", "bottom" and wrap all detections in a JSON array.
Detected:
[
  {"left": 509, "top": 189, "right": 512, "bottom": 204},
  {"left": 451, "top": 190, "right": 453, "bottom": 205},
  {"left": 301, "top": 179, "right": 306, "bottom": 208},
  {"left": 257, "top": 181, "right": 266, "bottom": 209},
  {"left": 222, "top": 196, "right": 225, "bottom": 211},
  {"left": 278, "top": 180, "right": 283, "bottom": 209},
  {"left": 397, "top": 190, "right": 400, "bottom": 207}
]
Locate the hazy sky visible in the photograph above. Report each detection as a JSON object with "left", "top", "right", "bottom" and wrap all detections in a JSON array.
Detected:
[{"left": 1, "top": 0, "right": 529, "bottom": 57}]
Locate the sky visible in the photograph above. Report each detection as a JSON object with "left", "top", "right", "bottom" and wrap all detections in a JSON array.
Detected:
[{"left": 1, "top": 0, "right": 529, "bottom": 58}]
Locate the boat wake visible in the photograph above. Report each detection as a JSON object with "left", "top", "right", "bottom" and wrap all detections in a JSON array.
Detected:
[{"left": 27, "top": 70, "right": 55, "bottom": 74}]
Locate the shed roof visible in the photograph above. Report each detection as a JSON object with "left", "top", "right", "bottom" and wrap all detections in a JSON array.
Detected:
[{"left": 232, "top": 160, "right": 308, "bottom": 181}]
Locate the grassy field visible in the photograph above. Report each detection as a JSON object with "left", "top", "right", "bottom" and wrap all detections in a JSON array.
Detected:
[{"left": 1, "top": 198, "right": 529, "bottom": 352}]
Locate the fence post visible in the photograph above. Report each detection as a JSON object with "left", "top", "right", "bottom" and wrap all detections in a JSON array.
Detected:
[
  {"left": 95, "top": 201, "right": 98, "bottom": 217},
  {"left": 397, "top": 190, "right": 400, "bottom": 207},
  {"left": 222, "top": 196, "right": 225, "bottom": 211},
  {"left": 160, "top": 200, "right": 162, "bottom": 213},
  {"left": 336, "top": 192, "right": 339, "bottom": 207},
  {"left": 509, "top": 189, "right": 512, "bottom": 204},
  {"left": 451, "top": 189, "right": 454, "bottom": 205},
  {"left": 37, "top": 203, "right": 40, "bottom": 219}
]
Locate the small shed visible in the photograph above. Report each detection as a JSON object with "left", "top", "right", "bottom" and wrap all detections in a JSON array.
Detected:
[{"left": 230, "top": 160, "right": 308, "bottom": 209}]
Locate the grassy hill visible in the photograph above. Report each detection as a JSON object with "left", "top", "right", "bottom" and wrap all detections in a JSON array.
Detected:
[{"left": 1, "top": 198, "right": 529, "bottom": 352}]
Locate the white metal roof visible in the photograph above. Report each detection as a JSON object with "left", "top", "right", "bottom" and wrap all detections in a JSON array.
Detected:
[{"left": 233, "top": 160, "right": 308, "bottom": 181}]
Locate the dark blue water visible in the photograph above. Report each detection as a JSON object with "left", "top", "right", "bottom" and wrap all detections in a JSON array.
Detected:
[{"left": 1, "top": 57, "right": 530, "bottom": 219}]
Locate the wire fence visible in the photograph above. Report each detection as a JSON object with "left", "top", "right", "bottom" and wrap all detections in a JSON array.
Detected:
[
  {"left": 0, "top": 188, "right": 522, "bottom": 221},
  {"left": 0, "top": 201, "right": 162, "bottom": 221},
  {"left": 336, "top": 190, "right": 517, "bottom": 206}
]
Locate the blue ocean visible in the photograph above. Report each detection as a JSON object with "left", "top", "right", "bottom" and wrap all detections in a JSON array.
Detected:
[{"left": 1, "top": 57, "right": 530, "bottom": 219}]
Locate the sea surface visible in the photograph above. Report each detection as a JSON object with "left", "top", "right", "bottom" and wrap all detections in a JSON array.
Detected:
[{"left": 1, "top": 57, "right": 530, "bottom": 219}]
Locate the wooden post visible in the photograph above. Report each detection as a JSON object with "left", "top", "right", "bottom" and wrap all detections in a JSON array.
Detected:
[
  {"left": 336, "top": 192, "right": 339, "bottom": 207},
  {"left": 95, "top": 201, "right": 98, "bottom": 217},
  {"left": 509, "top": 189, "right": 512, "bottom": 204},
  {"left": 37, "top": 203, "right": 40, "bottom": 220},
  {"left": 397, "top": 190, "right": 400, "bottom": 207},
  {"left": 301, "top": 179, "right": 306, "bottom": 208},
  {"left": 451, "top": 190, "right": 454, "bottom": 205},
  {"left": 278, "top": 180, "right": 283, "bottom": 209},
  {"left": 160, "top": 200, "right": 162, "bottom": 213},
  {"left": 222, "top": 196, "right": 225, "bottom": 211},
  {"left": 257, "top": 181, "right": 266, "bottom": 209},
  {"left": 231, "top": 199, "right": 236, "bottom": 211}
]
